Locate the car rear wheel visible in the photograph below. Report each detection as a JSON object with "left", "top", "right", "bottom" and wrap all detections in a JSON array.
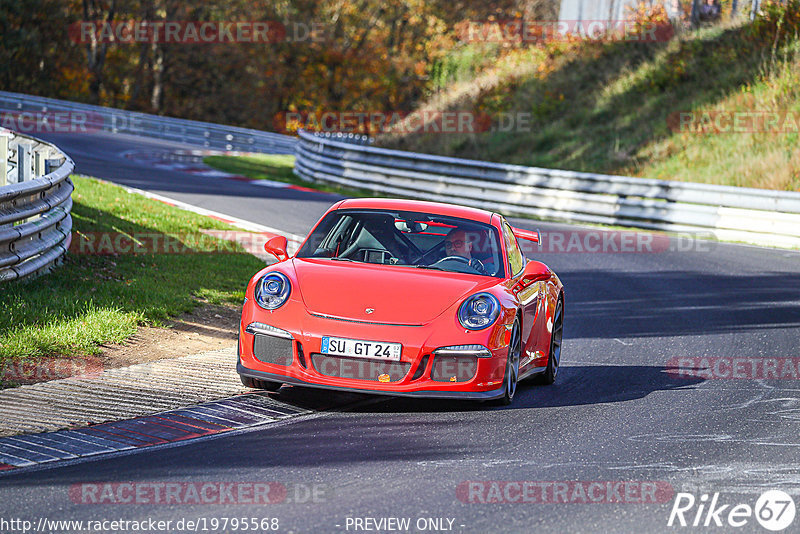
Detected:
[
  {"left": 536, "top": 296, "right": 563, "bottom": 385},
  {"left": 497, "top": 317, "right": 521, "bottom": 406},
  {"left": 240, "top": 375, "right": 282, "bottom": 392}
]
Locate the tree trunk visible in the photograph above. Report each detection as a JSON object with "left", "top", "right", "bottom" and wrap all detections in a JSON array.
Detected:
[
  {"left": 82, "top": 0, "right": 117, "bottom": 105},
  {"left": 750, "top": 0, "right": 760, "bottom": 20},
  {"left": 690, "top": 0, "right": 700, "bottom": 26}
]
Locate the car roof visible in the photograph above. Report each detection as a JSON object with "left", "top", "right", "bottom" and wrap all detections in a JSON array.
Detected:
[{"left": 335, "top": 198, "right": 496, "bottom": 224}]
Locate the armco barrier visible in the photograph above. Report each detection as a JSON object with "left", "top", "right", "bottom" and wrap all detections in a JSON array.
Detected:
[
  {"left": 294, "top": 130, "right": 800, "bottom": 249},
  {"left": 0, "top": 129, "right": 74, "bottom": 282},
  {"left": 0, "top": 91, "right": 297, "bottom": 154}
]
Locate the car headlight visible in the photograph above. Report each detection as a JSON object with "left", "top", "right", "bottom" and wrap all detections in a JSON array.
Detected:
[
  {"left": 458, "top": 293, "right": 500, "bottom": 330},
  {"left": 254, "top": 272, "right": 291, "bottom": 310}
]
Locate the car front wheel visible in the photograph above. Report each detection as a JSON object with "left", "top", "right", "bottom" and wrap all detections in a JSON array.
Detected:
[
  {"left": 497, "top": 317, "right": 521, "bottom": 406},
  {"left": 536, "top": 296, "right": 563, "bottom": 385}
]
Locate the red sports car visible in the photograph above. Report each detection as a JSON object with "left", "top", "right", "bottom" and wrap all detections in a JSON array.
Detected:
[{"left": 237, "top": 198, "right": 564, "bottom": 405}]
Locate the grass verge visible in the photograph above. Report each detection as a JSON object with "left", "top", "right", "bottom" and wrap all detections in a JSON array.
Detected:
[
  {"left": 203, "top": 153, "right": 375, "bottom": 197},
  {"left": 203, "top": 154, "right": 297, "bottom": 183},
  {"left": 0, "top": 175, "right": 265, "bottom": 368},
  {"left": 381, "top": 6, "right": 800, "bottom": 191}
]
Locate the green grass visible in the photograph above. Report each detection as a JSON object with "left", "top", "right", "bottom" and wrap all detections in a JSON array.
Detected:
[
  {"left": 381, "top": 11, "right": 800, "bottom": 192},
  {"left": 636, "top": 40, "right": 800, "bottom": 190},
  {"left": 0, "top": 175, "right": 265, "bottom": 366},
  {"left": 203, "top": 153, "right": 376, "bottom": 197},
  {"left": 204, "top": 154, "right": 297, "bottom": 183}
]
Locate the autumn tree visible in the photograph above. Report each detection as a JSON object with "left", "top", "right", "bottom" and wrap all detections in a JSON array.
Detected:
[{"left": 1, "top": 0, "right": 559, "bottom": 130}]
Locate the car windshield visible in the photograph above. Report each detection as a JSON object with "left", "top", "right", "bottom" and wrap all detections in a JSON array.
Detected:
[{"left": 296, "top": 209, "right": 505, "bottom": 278}]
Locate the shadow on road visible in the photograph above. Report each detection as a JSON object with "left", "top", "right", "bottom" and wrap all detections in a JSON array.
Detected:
[
  {"left": 267, "top": 364, "right": 704, "bottom": 415},
  {"left": 0, "top": 365, "right": 705, "bottom": 482}
]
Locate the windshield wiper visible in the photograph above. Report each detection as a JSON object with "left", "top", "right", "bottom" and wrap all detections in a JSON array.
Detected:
[
  {"left": 330, "top": 257, "right": 359, "bottom": 262},
  {"left": 413, "top": 265, "right": 447, "bottom": 271}
]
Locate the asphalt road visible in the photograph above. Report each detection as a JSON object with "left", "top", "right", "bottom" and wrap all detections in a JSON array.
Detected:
[
  {"left": 1, "top": 131, "right": 799, "bottom": 533},
  {"left": 40, "top": 131, "right": 339, "bottom": 235}
]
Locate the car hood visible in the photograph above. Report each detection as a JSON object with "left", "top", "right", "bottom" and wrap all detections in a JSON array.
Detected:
[{"left": 292, "top": 258, "right": 495, "bottom": 325}]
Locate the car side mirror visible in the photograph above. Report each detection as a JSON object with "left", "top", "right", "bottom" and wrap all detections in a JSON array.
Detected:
[
  {"left": 522, "top": 270, "right": 551, "bottom": 284},
  {"left": 521, "top": 260, "right": 551, "bottom": 284},
  {"left": 512, "top": 263, "right": 551, "bottom": 296},
  {"left": 264, "top": 235, "right": 289, "bottom": 262}
]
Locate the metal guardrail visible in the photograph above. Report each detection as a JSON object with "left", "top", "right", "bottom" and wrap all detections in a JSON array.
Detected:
[
  {"left": 294, "top": 130, "right": 800, "bottom": 249},
  {"left": 0, "top": 91, "right": 297, "bottom": 155},
  {"left": 0, "top": 130, "right": 74, "bottom": 282}
]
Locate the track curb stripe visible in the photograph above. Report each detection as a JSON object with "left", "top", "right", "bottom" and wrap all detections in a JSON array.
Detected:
[
  {"left": 153, "top": 415, "right": 229, "bottom": 432},
  {"left": 0, "top": 393, "right": 302, "bottom": 474},
  {"left": 65, "top": 430, "right": 137, "bottom": 451}
]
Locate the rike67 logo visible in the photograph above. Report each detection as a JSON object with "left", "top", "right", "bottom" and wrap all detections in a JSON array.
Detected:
[{"left": 668, "top": 490, "right": 796, "bottom": 531}]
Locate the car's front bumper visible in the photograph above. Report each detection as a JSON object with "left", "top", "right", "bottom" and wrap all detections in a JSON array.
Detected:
[{"left": 237, "top": 361, "right": 507, "bottom": 400}]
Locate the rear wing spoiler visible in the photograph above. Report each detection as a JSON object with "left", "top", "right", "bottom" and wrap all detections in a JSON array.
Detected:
[{"left": 512, "top": 227, "right": 542, "bottom": 250}]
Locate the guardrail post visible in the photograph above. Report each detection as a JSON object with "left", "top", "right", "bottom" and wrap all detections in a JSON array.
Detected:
[
  {"left": 17, "top": 143, "right": 31, "bottom": 183},
  {"left": 34, "top": 149, "right": 45, "bottom": 178},
  {"left": 45, "top": 158, "right": 61, "bottom": 175},
  {"left": 0, "top": 131, "right": 8, "bottom": 186}
]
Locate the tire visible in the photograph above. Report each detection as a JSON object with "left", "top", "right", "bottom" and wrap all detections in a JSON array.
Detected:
[
  {"left": 535, "top": 296, "right": 563, "bottom": 385},
  {"left": 240, "top": 375, "right": 282, "bottom": 392},
  {"left": 496, "top": 317, "right": 521, "bottom": 406}
]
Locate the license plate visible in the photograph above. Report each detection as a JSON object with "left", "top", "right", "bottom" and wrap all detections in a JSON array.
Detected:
[{"left": 321, "top": 336, "right": 402, "bottom": 361}]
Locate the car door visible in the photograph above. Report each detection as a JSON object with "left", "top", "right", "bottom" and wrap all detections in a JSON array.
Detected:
[{"left": 501, "top": 220, "right": 540, "bottom": 372}]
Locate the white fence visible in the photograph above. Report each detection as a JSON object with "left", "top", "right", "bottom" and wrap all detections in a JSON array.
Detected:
[{"left": 294, "top": 130, "right": 800, "bottom": 249}]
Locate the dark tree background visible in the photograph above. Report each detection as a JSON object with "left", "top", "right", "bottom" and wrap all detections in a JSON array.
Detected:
[{"left": 0, "top": 0, "right": 560, "bottom": 130}]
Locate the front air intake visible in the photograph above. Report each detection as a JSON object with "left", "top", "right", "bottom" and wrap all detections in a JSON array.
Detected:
[
  {"left": 253, "top": 334, "right": 293, "bottom": 366},
  {"left": 431, "top": 355, "right": 478, "bottom": 383}
]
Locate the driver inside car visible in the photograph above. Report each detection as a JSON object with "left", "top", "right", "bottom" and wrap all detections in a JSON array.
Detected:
[{"left": 444, "top": 229, "right": 488, "bottom": 275}]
